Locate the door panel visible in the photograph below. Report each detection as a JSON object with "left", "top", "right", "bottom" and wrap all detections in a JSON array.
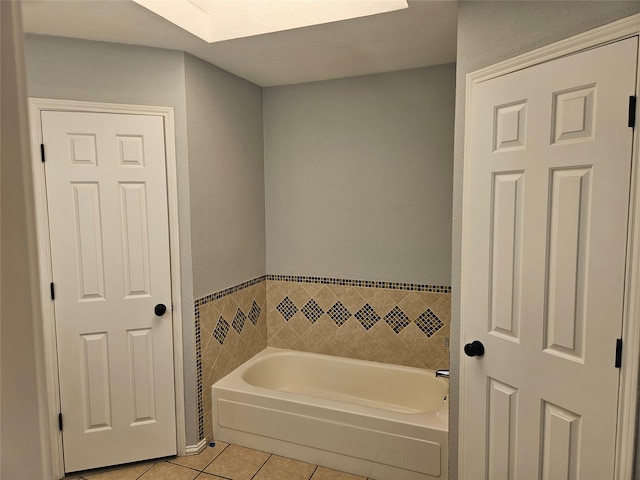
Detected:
[
  {"left": 462, "top": 37, "right": 638, "bottom": 479},
  {"left": 42, "top": 111, "right": 176, "bottom": 472}
]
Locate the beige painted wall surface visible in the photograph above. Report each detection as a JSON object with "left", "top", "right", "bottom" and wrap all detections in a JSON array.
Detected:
[
  {"left": 23, "top": 35, "right": 200, "bottom": 445},
  {"left": 184, "top": 54, "right": 266, "bottom": 298},
  {"left": 1, "top": 3, "right": 51, "bottom": 477},
  {"left": 264, "top": 65, "right": 455, "bottom": 285},
  {"left": 451, "top": 3, "right": 640, "bottom": 478}
]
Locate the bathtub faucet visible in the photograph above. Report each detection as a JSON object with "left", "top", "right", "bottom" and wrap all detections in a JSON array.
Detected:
[{"left": 435, "top": 370, "right": 449, "bottom": 378}]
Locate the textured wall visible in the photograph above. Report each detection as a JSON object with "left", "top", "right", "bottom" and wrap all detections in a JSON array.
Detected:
[
  {"left": 23, "top": 35, "right": 200, "bottom": 446},
  {"left": 451, "top": 3, "right": 640, "bottom": 478},
  {"left": 184, "top": 55, "right": 266, "bottom": 299},
  {"left": 264, "top": 65, "right": 455, "bottom": 285}
]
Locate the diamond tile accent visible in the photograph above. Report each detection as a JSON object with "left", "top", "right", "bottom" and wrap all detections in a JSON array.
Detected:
[
  {"left": 355, "top": 303, "right": 380, "bottom": 331},
  {"left": 416, "top": 308, "right": 443, "bottom": 337},
  {"left": 232, "top": 308, "right": 246, "bottom": 334},
  {"left": 276, "top": 296, "right": 298, "bottom": 322},
  {"left": 327, "top": 301, "right": 351, "bottom": 326},
  {"left": 248, "top": 301, "right": 261, "bottom": 325},
  {"left": 301, "top": 299, "right": 324, "bottom": 324},
  {"left": 384, "top": 306, "right": 410, "bottom": 333},
  {"left": 213, "top": 317, "right": 230, "bottom": 345}
]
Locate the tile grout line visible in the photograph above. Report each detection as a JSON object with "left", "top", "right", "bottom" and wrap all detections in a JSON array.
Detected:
[
  {"left": 135, "top": 461, "right": 157, "bottom": 479},
  {"left": 187, "top": 443, "right": 233, "bottom": 478},
  {"left": 71, "top": 444, "right": 370, "bottom": 480},
  {"left": 249, "top": 452, "right": 273, "bottom": 479}
]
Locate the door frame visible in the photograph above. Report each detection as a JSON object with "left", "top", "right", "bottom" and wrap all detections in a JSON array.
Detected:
[
  {"left": 28, "top": 98, "right": 186, "bottom": 479},
  {"left": 460, "top": 14, "right": 640, "bottom": 480}
]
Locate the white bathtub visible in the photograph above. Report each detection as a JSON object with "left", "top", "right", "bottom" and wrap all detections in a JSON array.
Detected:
[{"left": 211, "top": 347, "right": 448, "bottom": 480}]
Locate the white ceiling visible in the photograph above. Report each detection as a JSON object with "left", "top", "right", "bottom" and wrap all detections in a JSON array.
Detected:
[{"left": 21, "top": 0, "right": 458, "bottom": 87}]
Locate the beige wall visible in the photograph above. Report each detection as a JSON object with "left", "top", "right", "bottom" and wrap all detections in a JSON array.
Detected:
[
  {"left": 185, "top": 55, "right": 266, "bottom": 298},
  {"left": 451, "top": 3, "right": 640, "bottom": 478},
  {"left": 264, "top": 65, "right": 455, "bottom": 285}
]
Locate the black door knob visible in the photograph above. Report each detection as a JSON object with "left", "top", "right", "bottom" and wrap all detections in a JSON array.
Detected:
[
  {"left": 154, "top": 304, "right": 167, "bottom": 316},
  {"left": 464, "top": 340, "right": 485, "bottom": 357}
]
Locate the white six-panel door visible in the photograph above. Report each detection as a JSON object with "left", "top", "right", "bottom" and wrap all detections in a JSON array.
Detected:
[
  {"left": 462, "top": 37, "right": 638, "bottom": 479},
  {"left": 41, "top": 111, "right": 177, "bottom": 472}
]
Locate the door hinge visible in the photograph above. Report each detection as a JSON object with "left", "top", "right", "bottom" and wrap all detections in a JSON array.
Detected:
[
  {"left": 58, "top": 413, "right": 63, "bottom": 431},
  {"left": 615, "top": 338, "right": 623, "bottom": 368},
  {"left": 50, "top": 282, "right": 55, "bottom": 301},
  {"left": 40, "top": 144, "right": 45, "bottom": 163},
  {"left": 629, "top": 96, "right": 636, "bottom": 128}
]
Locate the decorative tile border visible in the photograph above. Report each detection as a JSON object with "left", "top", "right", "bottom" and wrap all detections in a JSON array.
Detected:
[
  {"left": 194, "top": 306, "right": 204, "bottom": 441},
  {"left": 266, "top": 274, "right": 451, "bottom": 293},
  {"left": 274, "top": 294, "right": 444, "bottom": 336}
]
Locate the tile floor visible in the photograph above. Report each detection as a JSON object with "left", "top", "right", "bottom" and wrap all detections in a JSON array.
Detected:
[{"left": 64, "top": 442, "right": 373, "bottom": 480}]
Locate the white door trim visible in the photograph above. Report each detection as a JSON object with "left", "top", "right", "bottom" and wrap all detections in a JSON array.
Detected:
[
  {"left": 28, "top": 98, "right": 186, "bottom": 479},
  {"left": 460, "top": 13, "right": 640, "bottom": 480}
]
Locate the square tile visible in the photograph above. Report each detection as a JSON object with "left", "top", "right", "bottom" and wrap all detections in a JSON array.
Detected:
[
  {"left": 384, "top": 306, "right": 410, "bottom": 334},
  {"left": 213, "top": 317, "right": 230, "bottom": 345},
  {"left": 367, "top": 290, "right": 396, "bottom": 317},
  {"left": 338, "top": 288, "right": 366, "bottom": 313},
  {"left": 416, "top": 308, "right": 443, "bottom": 337},
  {"left": 354, "top": 303, "right": 381, "bottom": 331},
  {"left": 248, "top": 301, "right": 261, "bottom": 325},
  {"left": 168, "top": 442, "right": 229, "bottom": 471},
  {"left": 313, "top": 286, "right": 338, "bottom": 310},
  {"left": 301, "top": 299, "right": 324, "bottom": 323},
  {"left": 204, "top": 444, "right": 270, "bottom": 480},
  {"left": 82, "top": 461, "right": 156, "bottom": 480},
  {"left": 398, "top": 293, "right": 428, "bottom": 321},
  {"left": 289, "top": 311, "right": 312, "bottom": 333},
  {"left": 330, "top": 318, "right": 365, "bottom": 354},
  {"left": 277, "top": 297, "right": 298, "bottom": 322},
  {"left": 253, "top": 455, "right": 316, "bottom": 480},
  {"left": 327, "top": 301, "right": 351, "bottom": 326},
  {"left": 288, "top": 284, "right": 312, "bottom": 309},
  {"left": 311, "top": 466, "right": 366, "bottom": 480},
  {"left": 139, "top": 462, "right": 200, "bottom": 480}
]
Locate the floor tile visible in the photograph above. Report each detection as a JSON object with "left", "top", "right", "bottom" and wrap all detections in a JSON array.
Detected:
[
  {"left": 168, "top": 442, "right": 229, "bottom": 470},
  {"left": 204, "top": 444, "right": 270, "bottom": 480},
  {"left": 311, "top": 466, "right": 367, "bottom": 480},
  {"left": 139, "top": 462, "right": 200, "bottom": 480},
  {"left": 253, "top": 455, "right": 316, "bottom": 480},
  {"left": 81, "top": 462, "right": 156, "bottom": 480}
]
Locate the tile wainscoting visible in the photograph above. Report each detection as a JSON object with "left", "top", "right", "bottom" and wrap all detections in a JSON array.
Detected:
[
  {"left": 195, "top": 276, "right": 451, "bottom": 442},
  {"left": 267, "top": 277, "right": 450, "bottom": 370},
  {"left": 195, "top": 278, "right": 268, "bottom": 442}
]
